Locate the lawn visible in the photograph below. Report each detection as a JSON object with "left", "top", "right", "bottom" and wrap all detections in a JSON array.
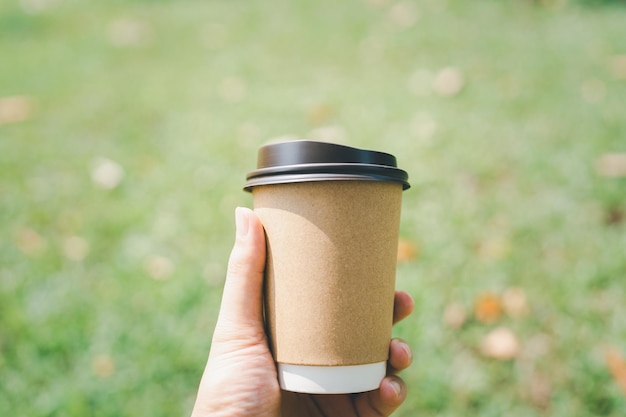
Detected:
[{"left": 1, "top": 0, "right": 625, "bottom": 416}]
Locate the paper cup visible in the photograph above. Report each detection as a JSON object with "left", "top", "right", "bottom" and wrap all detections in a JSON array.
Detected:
[{"left": 244, "top": 140, "right": 409, "bottom": 394}]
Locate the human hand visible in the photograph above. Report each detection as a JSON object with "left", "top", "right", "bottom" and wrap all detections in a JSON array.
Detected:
[{"left": 191, "top": 207, "right": 414, "bottom": 417}]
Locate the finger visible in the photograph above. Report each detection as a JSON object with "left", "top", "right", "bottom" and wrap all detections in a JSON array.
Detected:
[
  {"left": 387, "top": 338, "right": 413, "bottom": 375},
  {"left": 393, "top": 291, "right": 414, "bottom": 325},
  {"left": 354, "top": 376, "right": 407, "bottom": 417},
  {"left": 215, "top": 207, "right": 266, "bottom": 329}
]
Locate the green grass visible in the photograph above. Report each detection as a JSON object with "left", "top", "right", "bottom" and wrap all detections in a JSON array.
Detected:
[{"left": 1, "top": 0, "right": 626, "bottom": 415}]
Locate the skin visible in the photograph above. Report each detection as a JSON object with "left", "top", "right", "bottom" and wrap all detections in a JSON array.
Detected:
[{"left": 192, "top": 207, "right": 414, "bottom": 417}]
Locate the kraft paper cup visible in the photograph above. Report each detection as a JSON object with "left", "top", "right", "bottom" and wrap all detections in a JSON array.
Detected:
[{"left": 244, "top": 140, "right": 409, "bottom": 394}]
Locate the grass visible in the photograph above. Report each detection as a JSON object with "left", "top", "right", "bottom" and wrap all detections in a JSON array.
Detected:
[{"left": 1, "top": 0, "right": 626, "bottom": 415}]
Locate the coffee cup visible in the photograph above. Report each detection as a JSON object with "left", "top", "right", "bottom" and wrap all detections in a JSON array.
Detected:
[{"left": 244, "top": 140, "right": 409, "bottom": 394}]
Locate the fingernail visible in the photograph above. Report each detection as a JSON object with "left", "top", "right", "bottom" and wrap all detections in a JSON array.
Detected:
[
  {"left": 388, "top": 379, "right": 402, "bottom": 397},
  {"left": 235, "top": 207, "right": 250, "bottom": 239},
  {"left": 401, "top": 341, "right": 413, "bottom": 363}
]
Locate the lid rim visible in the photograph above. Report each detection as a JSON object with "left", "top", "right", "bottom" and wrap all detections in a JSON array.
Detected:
[
  {"left": 244, "top": 140, "right": 410, "bottom": 192},
  {"left": 246, "top": 162, "right": 408, "bottom": 180},
  {"left": 244, "top": 172, "right": 410, "bottom": 192}
]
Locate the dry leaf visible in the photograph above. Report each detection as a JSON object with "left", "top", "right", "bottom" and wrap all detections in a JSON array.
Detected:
[
  {"left": 397, "top": 238, "right": 418, "bottom": 262},
  {"left": 306, "top": 103, "right": 334, "bottom": 126},
  {"left": 610, "top": 55, "right": 626, "bottom": 80},
  {"left": 528, "top": 372, "right": 552, "bottom": 409},
  {"left": 605, "top": 346, "right": 626, "bottom": 396},
  {"left": 605, "top": 207, "right": 624, "bottom": 226},
  {"left": 480, "top": 327, "right": 519, "bottom": 360},
  {"left": 108, "top": 18, "right": 151, "bottom": 47},
  {"left": 477, "top": 235, "right": 511, "bottom": 261},
  {"left": 443, "top": 302, "right": 467, "bottom": 329},
  {"left": 388, "top": 1, "right": 420, "bottom": 29},
  {"left": 62, "top": 236, "right": 90, "bottom": 261},
  {"left": 144, "top": 255, "right": 174, "bottom": 280},
  {"left": 15, "top": 228, "right": 47, "bottom": 255},
  {"left": 474, "top": 292, "right": 503, "bottom": 324},
  {"left": 91, "top": 157, "right": 125, "bottom": 190},
  {"left": 92, "top": 354, "right": 115, "bottom": 378},
  {"left": 596, "top": 153, "right": 626, "bottom": 178},
  {"left": 502, "top": 287, "right": 529, "bottom": 318},
  {"left": 433, "top": 67, "right": 464, "bottom": 97},
  {"left": 0, "top": 95, "right": 34, "bottom": 125}
]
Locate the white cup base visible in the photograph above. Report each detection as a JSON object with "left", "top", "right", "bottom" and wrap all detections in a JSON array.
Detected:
[{"left": 277, "top": 361, "right": 387, "bottom": 394}]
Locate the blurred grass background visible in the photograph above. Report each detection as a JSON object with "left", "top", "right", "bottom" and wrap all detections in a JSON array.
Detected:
[{"left": 1, "top": 0, "right": 626, "bottom": 415}]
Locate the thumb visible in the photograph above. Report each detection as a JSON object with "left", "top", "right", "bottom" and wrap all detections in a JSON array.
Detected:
[{"left": 214, "top": 207, "right": 267, "bottom": 333}]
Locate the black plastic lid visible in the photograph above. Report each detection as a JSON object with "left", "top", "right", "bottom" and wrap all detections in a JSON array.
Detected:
[{"left": 244, "top": 140, "right": 410, "bottom": 191}]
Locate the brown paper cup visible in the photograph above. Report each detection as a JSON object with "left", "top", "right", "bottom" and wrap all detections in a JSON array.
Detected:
[{"left": 244, "top": 140, "right": 409, "bottom": 394}]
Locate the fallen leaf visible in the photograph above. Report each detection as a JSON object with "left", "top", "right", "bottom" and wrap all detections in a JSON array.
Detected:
[
  {"left": 62, "top": 236, "right": 90, "bottom": 261},
  {"left": 144, "top": 255, "right": 174, "bottom": 280},
  {"left": 388, "top": 1, "right": 420, "bottom": 29},
  {"left": 480, "top": 327, "right": 519, "bottom": 360},
  {"left": 596, "top": 153, "right": 626, "bottom": 178},
  {"left": 306, "top": 103, "right": 335, "bottom": 126},
  {"left": 14, "top": 228, "right": 47, "bottom": 255},
  {"left": 502, "top": 287, "right": 529, "bottom": 318},
  {"left": 605, "top": 207, "right": 624, "bottom": 226},
  {"left": 397, "top": 238, "right": 418, "bottom": 262},
  {"left": 474, "top": 292, "right": 503, "bottom": 324},
  {"left": 605, "top": 346, "right": 626, "bottom": 396},
  {"left": 610, "top": 55, "right": 626, "bottom": 80},
  {"left": 477, "top": 235, "right": 511, "bottom": 261},
  {"left": 0, "top": 95, "right": 34, "bottom": 125},
  {"left": 92, "top": 354, "right": 115, "bottom": 378},
  {"left": 433, "top": 67, "right": 464, "bottom": 97},
  {"left": 443, "top": 302, "right": 467, "bottom": 329},
  {"left": 528, "top": 372, "right": 552, "bottom": 409},
  {"left": 91, "top": 157, "right": 125, "bottom": 190},
  {"left": 108, "top": 18, "right": 151, "bottom": 47}
]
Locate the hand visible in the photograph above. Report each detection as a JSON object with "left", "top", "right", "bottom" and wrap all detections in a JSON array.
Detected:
[{"left": 191, "top": 207, "right": 414, "bottom": 417}]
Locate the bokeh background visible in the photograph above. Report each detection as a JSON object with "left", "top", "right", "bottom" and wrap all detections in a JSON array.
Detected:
[{"left": 1, "top": 0, "right": 626, "bottom": 415}]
